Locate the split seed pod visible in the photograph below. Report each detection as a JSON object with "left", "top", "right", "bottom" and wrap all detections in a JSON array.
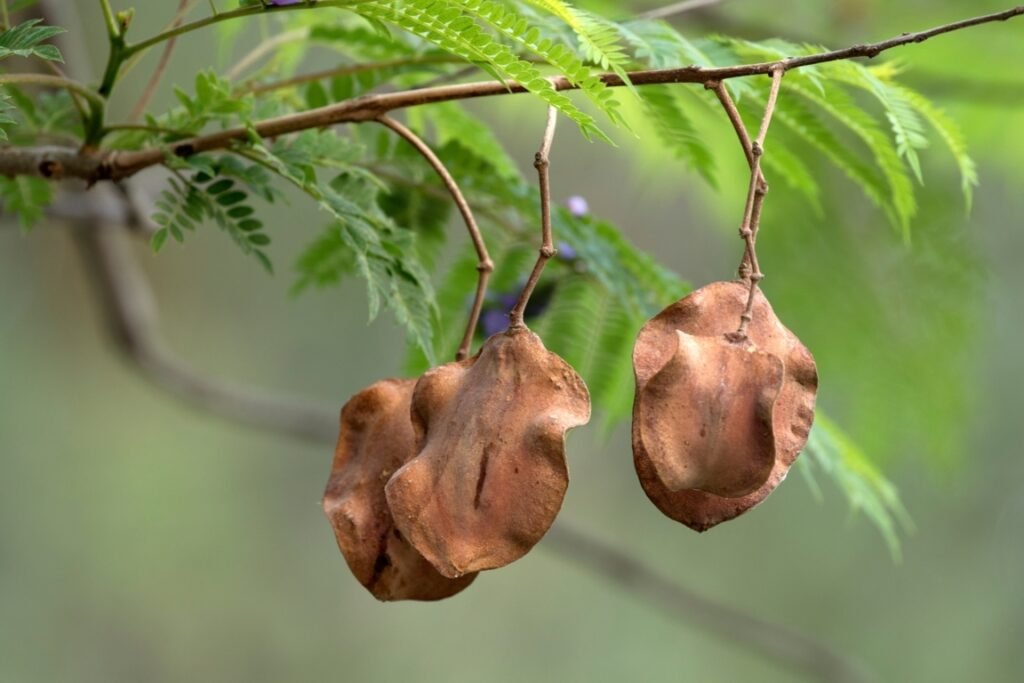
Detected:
[
  {"left": 632, "top": 280, "right": 818, "bottom": 531},
  {"left": 322, "top": 378, "right": 476, "bottom": 601},
  {"left": 386, "top": 327, "right": 591, "bottom": 578}
]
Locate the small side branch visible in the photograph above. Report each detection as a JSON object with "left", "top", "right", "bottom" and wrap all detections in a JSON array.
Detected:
[
  {"left": 722, "top": 67, "right": 783, "bottom": 340},
  {"left": 508, "top": 106, "right": 558, "bottom": 329},
  {"left": 128, "top": 0, "right": 190, "bottom": 122},
  {"left": 639, "top": 0, "right": 727, "bottom": 21},
  {"left": 0, "top": 73, "right": 105, "bottom": 105},
  {"left": 374, "top": 115, "right": 493, "bottom": 361}
]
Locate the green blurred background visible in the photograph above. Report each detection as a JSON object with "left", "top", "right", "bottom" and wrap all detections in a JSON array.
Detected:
[{"left": 2, "top": 1, "right": 1023, "bottom": 680}]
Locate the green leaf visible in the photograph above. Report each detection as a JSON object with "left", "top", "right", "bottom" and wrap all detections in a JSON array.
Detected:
[
  {"left": 0, "top": 175, "right": 53, "bottom": 232},
  {"left": 888, "top": 80, "right": 979, "bottom": 210},
  {"left": 520, "top": 1, "right": 634, "bottom": 88},
  {"left": 243, "top": 132, "right": 440, "bottom": 362},
  {"left": 0, "top": 94, "right": 15, "bottom": 141},
  {"left": 151, "top": 228, "right": 170, "bottom": 253},
  {"left": 0, "top": 19, "right": 65, "bottom": 63},
  {"left": 356, "top": 0, "right": 612, "bottom": 141},
  {"left": 639, "top": 85, "right": 716, "bottom": 186},
  {"left": 803, "top": 414, "right": 914, "bottom": 561},
  {"left": 150, "top": 160, "right": 273, "bottom": 270}
]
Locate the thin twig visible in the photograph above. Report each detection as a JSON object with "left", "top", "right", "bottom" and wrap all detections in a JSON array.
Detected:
[
  {"left": 225, "top": 28, "right": 308, "bottom": 82},
  {"left": 707, "top": 79, "right": 765, "bottom": 278},
  {"left": 509, "top": 106, "right": 558, "bottom": 329},
  {"left": 374, "top": 115, "right": 493, "bottom": 361},
  {"left": 40, "top": 60, "right": 89, "bottom": 127},
  {"left": 128, "top": 0, "right": 190, "bottom": 122},
  {"left": 3, "top": 5, "right": 1022, "bottom": 183},
  {"left": 726, "top": 67, "right": 783, "bottom": 340},
  {"left": 639, "top": 0, "right": 727, "bottom": 21},
  {"left": 66, "top": 190, "right": 867, "bottom": 682},
  {"left": 0, "top": 73, "right": 104, "bottom": 105},
  {"left": 123, "top": 0, "right": 363, "bottom": 57}
]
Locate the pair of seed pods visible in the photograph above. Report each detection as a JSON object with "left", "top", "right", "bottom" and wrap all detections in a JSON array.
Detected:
[{"left": 322, "top": 278, "right": 818, "bottom": 601}]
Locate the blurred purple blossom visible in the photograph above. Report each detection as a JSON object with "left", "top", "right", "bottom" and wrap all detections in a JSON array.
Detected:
[
  {"left": 557, "top": 241, "right": 577, "bottom": 260},
  {"left": 480, "top": 309, "right": 508, "bottom": 337},
  {"left": 566, "top": 195, "right": 589, "bottom": 217},
  {"left": 497, "top": 291, "right": 519, "bottom": 309}
]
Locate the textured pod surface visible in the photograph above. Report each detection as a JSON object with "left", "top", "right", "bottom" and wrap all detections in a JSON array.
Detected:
[
  {"left": 322, "top": 378, "right": 476, "bottom": 601},
  {"left": 637, "top": 330, "right": 784, "bottom": 497},
  {"left": 386, "top": 328, "right": 591, "bottom": 578},
  {"left": 633, "top": 280, "right": 818, "bottom": 531}
]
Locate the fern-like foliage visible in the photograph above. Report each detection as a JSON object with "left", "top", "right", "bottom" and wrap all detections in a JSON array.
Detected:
[
  {"left": 517, "top": 0, "right": 633, "bottom": 84},
  {"left": 0, "top": 94, "right": 15, "bottom": 141},
  {"left": 355, "top": 0, "right": 615, "bottom": 139},
  {"left": 639, "top": 85, "right": 716, "bottom": 186},
  {"left": 241, "top": 129, "right": 440, "bottom": 362},
  {"left": 803, "top": 414, "right": 914, "bottom": 559},
  {"left": 150, "top": 158, "right": 274, "bottom": 271},
  {"left": 0, "top": 19, "right": 64, "bottom": 62},
  {"left": 0, "top": 175, "right": 52, "bottom": 232}
]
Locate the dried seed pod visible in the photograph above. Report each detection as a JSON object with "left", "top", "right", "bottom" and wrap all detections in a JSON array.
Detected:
[
  {"left": 637, "top": 330, "right": 784, "bottom": 497},
  {"left": 632, "top": 281, "right": 818, "bottom": 531},
  {"left": 386, "top": 327, "right": 591, "bottom": 578},
  {"left": 322, "top": 378, "right": 476, "bottom": 601}
]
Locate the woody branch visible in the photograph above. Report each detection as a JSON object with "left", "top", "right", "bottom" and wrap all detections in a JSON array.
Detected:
[{"left": 0, "top": 6, "right": 1022, "bottom": 184}]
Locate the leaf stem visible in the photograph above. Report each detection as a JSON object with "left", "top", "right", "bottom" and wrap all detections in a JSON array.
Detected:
[
  {"left": 129, "top": 0, "right": 190, "bottom": 122},
  {"left": 509, "top": 106, "right": 558, "bottom": 329},
  {"left": 0, "top": 73, "right": 105, "bottom": 105},
  {"left": 1, "top": 0, "right": 9, "bottom": 31},
  {"left": 123, "top": 1, "right": 364, "bottom": 59},
  {"left": 98, "top": 0, "right": 119, "bottom": 39},
  {"left": 374, "top": 114, "right": 493, "bottom": 361}
]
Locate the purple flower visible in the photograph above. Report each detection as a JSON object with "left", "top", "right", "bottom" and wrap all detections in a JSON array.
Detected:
[
  {"left": 566, "top": 195, "right": 589, "bottom": 218},
  {"left": 556, "top": 241, "right": 577, "bottom": 261},
  {"left": 498, "top": 291, "right": 520, "bottom": 309},
  {"left": 480, "top": 309, "right": 508, "bottom": 337}
]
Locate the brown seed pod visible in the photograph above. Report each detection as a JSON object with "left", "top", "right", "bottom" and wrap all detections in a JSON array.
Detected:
[
  {"left": 632, "top": 280, "right": 818, "bottom": 531},
  {"left": 637, "top": 330, "right": 785, "bottom": 497},
  {"left": 385, "top": 327, "right": 591, "bottom": 578},
  {"left": 322, "top": 378, "right": 476, "bottom": 601}
]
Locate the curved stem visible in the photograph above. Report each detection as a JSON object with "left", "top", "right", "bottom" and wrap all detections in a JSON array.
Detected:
[
  {"left": 98, "top": 0, "right": 119, "bottom": 39},
  {"left": 0, "top": 73, "right": 105, "bottom": 106},
  {"left": 123, "top": 1, "right": 365, "bottom": 59},
  {"left": 720, "top": 67, "right": 783, "bottom": 340},
  {"left": 508, "top": 106, "right": 558, "bottom": 329},
  {"left": 226, "top": 28, "right": 309, "bottom": 82},
  {"left": 374, "top": 114, "right": 493, "bottom": 361},
  {"left": 129, "top": 0, "right": 190, "bottom": 122}
]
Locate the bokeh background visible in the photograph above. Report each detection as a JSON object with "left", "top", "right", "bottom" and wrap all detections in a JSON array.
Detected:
[{"left": 2, "top": 0, "right": 1023, "bottom": 680}]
